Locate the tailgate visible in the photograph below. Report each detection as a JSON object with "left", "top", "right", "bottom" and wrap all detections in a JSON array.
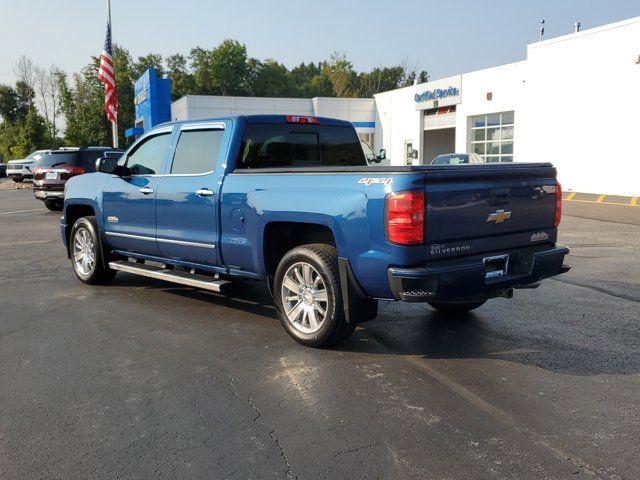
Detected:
[{"left": 423, "top": 163, "right": 558, "bottom": 258}]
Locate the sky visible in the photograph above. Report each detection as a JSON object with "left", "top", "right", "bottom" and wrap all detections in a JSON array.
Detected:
[{"left": 0, "top": 0, "right": 638, "bottom": 85}]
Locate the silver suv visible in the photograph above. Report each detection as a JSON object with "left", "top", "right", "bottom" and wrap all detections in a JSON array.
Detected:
[{"left": 7, "top": 150, "right": 51, "bottom": 182}]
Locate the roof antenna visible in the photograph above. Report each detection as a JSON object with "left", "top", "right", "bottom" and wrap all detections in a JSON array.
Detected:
[
  {"left": 539, "top": 19, "right": 545, "bottom": 42},
  {"left": 574, "top": 21, "right": 581, "bottom": 33}
]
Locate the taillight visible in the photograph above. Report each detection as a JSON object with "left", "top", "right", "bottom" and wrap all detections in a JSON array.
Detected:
[
  {"left": 63, "top": 166, "right": 86, "bottom": 175},
  {"left": 286, "top": 115, "right": 318, "bottom": 124},
  {"left": 555, "top": 182, "right": 562, "bottom": 227},
  {"left": 385, "top": 190, "right": 425, "bottom": 245}
]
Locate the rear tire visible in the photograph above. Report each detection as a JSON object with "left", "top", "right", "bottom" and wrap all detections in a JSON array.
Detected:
[
  {"left": 44, "top": 199, "right": 63, "bottom": 211},
  {"left": 428, "top": 301, "right": 486, "bottom": 313},
  {"left": 274, "top": 244, "right": 356, "bottom": 348},
  {"left": 70, "top": 216, "right": 116, "bottom": 285},
  {"left": 12, "top": 176, "right": 23, "bottom": 183}
]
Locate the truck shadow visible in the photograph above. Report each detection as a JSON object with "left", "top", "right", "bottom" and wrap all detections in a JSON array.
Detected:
[
  {"left": 345, "top": 309, "right": 640, "bottom": 377},
  {"left": 110, "top": 274, "right": 278, "bottom": 320},
  {"left": 111, "top": 274, "right": 638, "bottom": 377}
]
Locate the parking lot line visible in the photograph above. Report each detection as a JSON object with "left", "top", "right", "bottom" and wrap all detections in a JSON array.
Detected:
[
  {"left": 565, "top": 199, "right": 640, "bottom": 208},
  {"left": 596, "top": 194, "right": 606, "bottom": 203},
  {"left": 0, "top": 208, "right": 46, "bottom": 216},
  {"left": 632, "top": 197, "right": 638, "bottom": 206},
  {"left": 565, "top": 192, "right": 577, "bottom": 201}
]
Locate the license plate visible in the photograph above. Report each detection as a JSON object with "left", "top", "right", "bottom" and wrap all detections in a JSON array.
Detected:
[
  {"left": 484, "top": 254, "right": 509, "bottom": 279},
  {"left": 45, "top": 172, "right": 58, "bottom": 180}
]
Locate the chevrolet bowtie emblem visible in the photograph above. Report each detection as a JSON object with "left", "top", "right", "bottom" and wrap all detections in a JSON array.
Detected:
[{"left": 487, "top": 209, "right": 512, "bottom": 224}]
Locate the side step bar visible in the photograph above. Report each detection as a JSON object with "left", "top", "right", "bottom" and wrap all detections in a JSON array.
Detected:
[{"left": 109, "top": 260, "right": 231, "bottom": 293}]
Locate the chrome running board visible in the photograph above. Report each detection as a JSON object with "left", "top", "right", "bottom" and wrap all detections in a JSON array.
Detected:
[{"left": 109, "top": 260, "right": 231, "bottom": 293}]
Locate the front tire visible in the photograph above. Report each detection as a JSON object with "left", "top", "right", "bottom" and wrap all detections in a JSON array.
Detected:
[
  {"left": 70, "top": 216, "right": 116, "bottom": 285},
  {"left": 274, "top": 244, "right": 356, "bottom": 348},
  {"left": 428, "top": 300, "right": 486, "bottom": 313},
  {"left": 44, "top": 199, "right": 63, "bottom": 211}
]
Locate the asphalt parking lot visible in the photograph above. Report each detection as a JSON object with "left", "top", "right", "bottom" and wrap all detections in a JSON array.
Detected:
[{"left": 1, "top": 187, "right": 639, "bottom": 479}]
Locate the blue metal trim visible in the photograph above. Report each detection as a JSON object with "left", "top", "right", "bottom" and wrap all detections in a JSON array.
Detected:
[{"left": 351, "top": 122, "right": 375, "bottom": 128}]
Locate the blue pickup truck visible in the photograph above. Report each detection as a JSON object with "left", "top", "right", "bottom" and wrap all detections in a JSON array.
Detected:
[{"left": 61, "top": 115, "right": 570, "bottom": 347}]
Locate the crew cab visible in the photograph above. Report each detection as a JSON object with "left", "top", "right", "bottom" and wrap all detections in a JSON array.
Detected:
[{"left": 61, "top": 115, "right": 570, "bottom": 347}]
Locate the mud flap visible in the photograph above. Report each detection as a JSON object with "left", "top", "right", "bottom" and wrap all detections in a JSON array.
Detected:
[{"left": 338, "top": 257, "right": 378, "bottom": 323}]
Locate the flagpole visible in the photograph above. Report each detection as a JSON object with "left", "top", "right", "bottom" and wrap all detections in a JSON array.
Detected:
[{"left": 108, "top": 0, "right": 118, "bottom": 148}]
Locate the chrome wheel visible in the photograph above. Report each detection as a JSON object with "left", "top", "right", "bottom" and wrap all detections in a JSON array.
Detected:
[
  {"left": 73, "top": 227, "right": 96, "bottom": 277},
  {"left": 281, "top": 261, "right": 329, "bottom": 334}
]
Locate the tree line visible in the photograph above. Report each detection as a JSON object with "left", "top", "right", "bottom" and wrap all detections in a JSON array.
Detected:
[{"left": 0, "top": 39, "right": 428, "bottom": 160}]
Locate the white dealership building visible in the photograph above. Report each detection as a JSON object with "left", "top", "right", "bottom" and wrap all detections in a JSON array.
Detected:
[{"left": 172, "top": 16, "right": 640, "bottom": 197}]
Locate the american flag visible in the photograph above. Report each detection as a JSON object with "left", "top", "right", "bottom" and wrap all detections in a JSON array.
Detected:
[{"left": 97, "top": 21, "right": 118, "bottom": 124}]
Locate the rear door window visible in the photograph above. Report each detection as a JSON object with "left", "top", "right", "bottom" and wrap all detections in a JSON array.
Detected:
[
  {"left": 170, "top": 129, "right": 224, "bottom": 174},
  {"left": 238, "top": 124, "right": 365, "bottom": 169}
]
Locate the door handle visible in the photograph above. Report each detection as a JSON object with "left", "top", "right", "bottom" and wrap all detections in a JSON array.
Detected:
[
  {"left": 196, "top": 188, "right": 214, "bottom": 197},
  {"left": 139, "top": 187, "right": 154, "bottom": 195}
]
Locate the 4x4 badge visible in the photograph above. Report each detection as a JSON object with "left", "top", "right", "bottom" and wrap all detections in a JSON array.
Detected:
[{"left": 487, "top": 209, "right": 511, "bottom": 224}]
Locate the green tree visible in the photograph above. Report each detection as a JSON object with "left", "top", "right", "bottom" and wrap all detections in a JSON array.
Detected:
[
  {"left": 57, "top": 65, "right": 110, "bottom": 147},
  {"left": 190, "top": 40, "right": 250, "bottom": 96},
  {"left": 58, "top": 44, "right": 136, "bottom": 148},
  {"left": 290, "top": 62, "right": 333, "bottom": 97},
  {"left": 132, "top": 53, "right": 164, "bottom": 80},
  {"left": 166, "top": 53, "right": 195, "bottom": 100},
  {"left": 322, "top": 53, "right": 356, "bottom": 97},
  {"left": 248, "top": 59, "right": 295, "bottom": 97},
  {"left": 10, "top": 109, "right": 48, "bottom": 158},
  {"left": 112, "top": 45, "right": 136, "bottom": 144},
  {"left": 0, "top": 77, "right": 50, "bottom": 161},
  {"left": 0, "top": 122, "right": 21, "bottom": 161},
  {"left": 0, "top": 85, "right": 23, "bottom": 123},
  {"left": 355, "top": 66, "right": 405, "bottom": 97}
]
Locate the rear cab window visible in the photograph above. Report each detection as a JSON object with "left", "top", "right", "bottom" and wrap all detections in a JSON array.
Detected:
[
  {"left": 237, "top": 124, "right": 366, "bottom": 169},
  {"left": 170, "top": 128, "right": 225, "bottom": 175}
]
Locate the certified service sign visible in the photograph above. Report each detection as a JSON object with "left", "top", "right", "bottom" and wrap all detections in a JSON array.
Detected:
[
  {"left": 414, "top": 76, "right": 462, "bottom": 110},
  {"left": 414, "top": 87, "right": 459, "bottom": 104}
]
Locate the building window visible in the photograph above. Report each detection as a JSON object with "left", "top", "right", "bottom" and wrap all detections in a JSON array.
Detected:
[
  {"left": 358, "top": 133, "right": 374, "bottom": 148},
  {"left": 469, "top": 111, "right": 514, "bottom": 163}
]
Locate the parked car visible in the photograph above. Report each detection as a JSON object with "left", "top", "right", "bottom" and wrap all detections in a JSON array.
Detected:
[
  {"left": 431, "top": 153, "right": 485, "bottom": 165},
  {"left": 33, "top": 147, "right": 123, "bottom": 211},
  {"left": 0, "top": 162, "right": 6, "bottom": 178},
  {"left": 61, "top": 115, "right": 569, "bottom": 347},
  {"left": 7, "top": 149, "right": 51, "bottom": 182}
]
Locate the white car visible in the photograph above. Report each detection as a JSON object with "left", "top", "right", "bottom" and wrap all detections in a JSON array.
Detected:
[{"left": 7, "top": 150, "right": 50, "bottom": 182}]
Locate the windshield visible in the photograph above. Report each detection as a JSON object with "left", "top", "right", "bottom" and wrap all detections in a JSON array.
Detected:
[{"left": 25, "top": 150, "right": 47, "bottom": 161}]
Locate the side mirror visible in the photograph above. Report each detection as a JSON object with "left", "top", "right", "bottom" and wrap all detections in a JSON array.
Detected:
[
  {"left": 96, "top": 156, "right": 119, "bottom": 174},
  {"left": 377, "top": 149, "right": 386, "bottom": 161}
]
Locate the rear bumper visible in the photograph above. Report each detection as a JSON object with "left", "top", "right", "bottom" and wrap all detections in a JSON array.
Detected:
[
  {"left": 387, "top": 244, "right": 570, "bottom": 303},
  {"left": 34, "top": 189, "right": 64, "bottom": 200}
]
